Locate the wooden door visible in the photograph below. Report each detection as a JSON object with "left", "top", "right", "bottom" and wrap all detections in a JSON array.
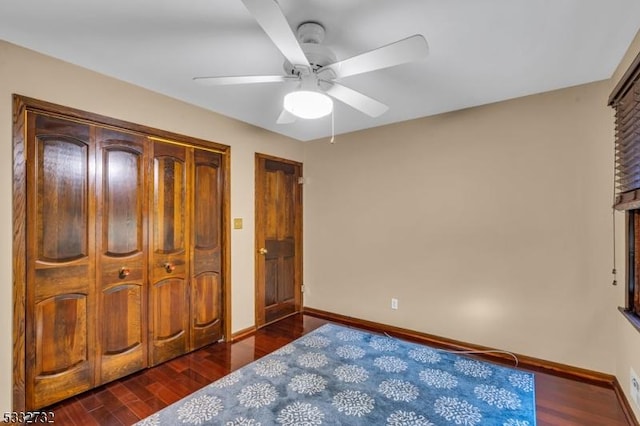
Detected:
[
  {"left": 25, "top": 113, "right": 96, "bottom": 409},
  {"left": 190, "top": 149, "right": 224, "bottom": 349},
  {"left": 255, "top": 154, "right": 303, "bottom": 327},
  {"left": 149, "top": 141, "right": 190, "bottom": 366},
  {"left": 95, "top": 128, "right": 148, "bottom": 384}
]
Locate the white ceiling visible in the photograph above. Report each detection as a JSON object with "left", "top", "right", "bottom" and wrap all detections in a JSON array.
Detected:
[{"left": 1, "top": 0, "right": 639, "bottom": 141}]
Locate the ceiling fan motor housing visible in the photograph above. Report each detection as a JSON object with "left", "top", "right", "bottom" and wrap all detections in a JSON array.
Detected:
[
  {"left": 297, "top": 22, "right": 325, "bottom": 44},
  {"left": 283, "top": 21, "right": 336, "bottom": 75}
]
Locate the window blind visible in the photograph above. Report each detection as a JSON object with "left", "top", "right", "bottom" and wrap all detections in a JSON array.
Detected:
[{"left": 610, "top": 51, "right": 640, "bottom": 210}]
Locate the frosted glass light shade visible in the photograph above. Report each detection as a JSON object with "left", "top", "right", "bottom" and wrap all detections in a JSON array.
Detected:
[{"left": 283, "top": 90, "right": 333, "bottom": 119}]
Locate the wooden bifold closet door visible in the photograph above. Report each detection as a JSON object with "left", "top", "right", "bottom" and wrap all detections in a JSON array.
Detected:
[
  {"left": 148, "top": 141, "right": 224, "bottom": 366},
  {"left": 95, "top": 128, "right": 148, "bottom": 385},
  {"left": 190, "top": 148, "right": 224, "bottom": 351},
  {"left": 19, "top": 101, "right": 228, "bottom": 410},
  {"left": 25, "top": 114, "right": 96, "bottom": 409},
  {"left": 149, "top": 142, "right": 189, "bottom": 366},
  {"left": 26, "top": 116, "right": 150, "bottom": 408}
]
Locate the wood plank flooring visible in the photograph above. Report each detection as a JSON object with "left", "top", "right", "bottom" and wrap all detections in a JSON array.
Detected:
[{"left": 44, "top": 314, "right": 634, "bottom": 425}]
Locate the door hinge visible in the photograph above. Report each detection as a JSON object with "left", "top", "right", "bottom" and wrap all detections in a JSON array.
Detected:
[
  {"left": 301, "top": 284, "right": 305, "bottom": 293},
  {"left": 297, "top": 177, "right": 305, "bottom": 185}
]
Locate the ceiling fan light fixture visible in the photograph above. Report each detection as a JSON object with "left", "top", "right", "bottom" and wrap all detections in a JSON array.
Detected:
[{"left": 283, "top": 90, "right": 333, "bottom": 119}]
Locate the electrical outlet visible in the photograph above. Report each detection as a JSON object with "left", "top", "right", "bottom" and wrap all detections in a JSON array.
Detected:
[
  {"left": 391, "top": 298, "right": 398, "bottom": 310},
  {"left": 631, "top": 368, "right": 640, "bottom": 409}
]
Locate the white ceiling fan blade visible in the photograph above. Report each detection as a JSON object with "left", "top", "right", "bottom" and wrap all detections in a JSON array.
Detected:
[
  {"left": 276, "top": 109, "right": 297, "bottom": 124},
  {"left": 322, "top": 35, "right": 428, "bottom": 79},
  {"left": 193, "top": 75, "right": 297, "bottom": 86},
  {"left": 325, "top": 83, "right": 389, "bottom": 117},
  {"left": 241, "top": 0, "right": 310, "bottom": 69}
]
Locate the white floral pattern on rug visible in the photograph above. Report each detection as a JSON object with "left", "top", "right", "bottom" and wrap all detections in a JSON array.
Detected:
[
  {"left": 136, "top": 413, "right": 160, "bottom": 426},
  {"left": 300, "top": 335, "right": 331, "bottom": 348},
  {"left": 334, "top": 364, "right": 369, "bottom": 383},
  {"left": 288, "top": 373, "right": 328, "bottom": 395},
  {"left": 297, "top": 352, "right": 329, "bottom": 368},
  {"left": 378, "top": 379, "right": 420, "bottom": 401},
  {"left": 336, "top": 329, "right": 365, "bottom": 341},
  {"left": 434, "top": 396, "right": 482, "bottom": 426},
  {"left": 508, "top": 373, "right": 535, "bottom": 392},
  {"left": 276, "top": 402, "right": 324, "bottom": 425},
  {"left": 386, "top": 410, "right": 434, "bottom": 426},
  {"left": 336, "top": 345, "right": 366, "bottom": 360},
  {"left": 237, "top": 383, "right": 278, "bottom": 408},
  {"left": 419, "top": 368, "right": 459, "bottom": 389},
  {"left": 454, "top": 359, "right": 493, "bottom": 379},
  {"left": 374, "top": 356, "right": 408, "bottom": 373},
  {"left": 227, "top": 417, "right": 262, "bottom": 426},
  {"left": 369, "top": 336, "right": 400, "bottom": 352},
  {"left": 176, "top": 395, "right": 223, "bottom": 424},
  {"left": 272, "top": 344, "right": 297, "bottom": 356},
  {"left": 503, "top": 420, "right": 530, "bottom": 426},
  {"left": 211, "top": 370, "right": 242, "bottom": 388},
  {"left": 332, "top": 390, "right": 376, "bottom": 417},
  {"left": 254, "top": 359, "right": 287, "bottom": 377},
  {"left": 408, "top": 347, "right": 442, "bottom": 364},
  {"left": 474, "top": 384, "right": 521, "bottom": 409}
]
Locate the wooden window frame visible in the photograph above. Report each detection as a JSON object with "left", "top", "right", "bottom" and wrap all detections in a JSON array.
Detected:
[
  {"left": 610, "top": 50, "right": 640, "bottom": 331},
  {"left": 620, "top": 211, "right": 640, "bottom": 330}
]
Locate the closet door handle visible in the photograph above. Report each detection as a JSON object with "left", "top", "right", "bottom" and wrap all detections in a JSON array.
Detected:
[
  {"left": 164, "top": 262, "right": 175, "bottom": 273},
  {"left": 118, "top": 267, "right": 130, "bottom": 279},
  {"left": 258, "top": 247, "right": 268, "bottom": 255}
]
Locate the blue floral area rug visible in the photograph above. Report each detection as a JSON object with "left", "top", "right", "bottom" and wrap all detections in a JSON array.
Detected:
[{"left": 135, "top": 323, "right": 536, "bottom": 425}]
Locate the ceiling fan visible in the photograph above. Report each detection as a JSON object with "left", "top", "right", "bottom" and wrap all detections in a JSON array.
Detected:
[{"left": 193, "top": 0, "right": 429, "bottom": 123}]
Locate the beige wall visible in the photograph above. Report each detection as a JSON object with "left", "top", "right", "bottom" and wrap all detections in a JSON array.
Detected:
[
  {"left": 0, "top": 40, "right": 304, "bottom": 412},
  {"left": 304, "top": 72, "right": 618, "bottom": 370}
]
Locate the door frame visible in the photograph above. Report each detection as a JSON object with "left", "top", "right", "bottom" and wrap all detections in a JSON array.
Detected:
[
  {"left": 254, "top": 153, "right": 303, "bottom": 328},
  {"left": 12, "top": 95, "right": 232, "bottom": 411}
]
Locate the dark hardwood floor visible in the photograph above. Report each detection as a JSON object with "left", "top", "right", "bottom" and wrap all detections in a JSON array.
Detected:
[{"left": 44, "top": 314, "right": 633, "bottom": 425}]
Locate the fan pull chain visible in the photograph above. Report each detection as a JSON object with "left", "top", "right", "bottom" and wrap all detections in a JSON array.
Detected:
[{"left": 330, "top": 107, "right": 336, "bottom": 144}]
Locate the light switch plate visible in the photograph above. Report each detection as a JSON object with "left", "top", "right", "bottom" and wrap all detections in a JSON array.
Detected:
[{"left": 233, "top": 218, "right": 243, "bottom": 229}]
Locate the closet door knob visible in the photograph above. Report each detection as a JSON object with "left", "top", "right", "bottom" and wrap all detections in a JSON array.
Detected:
[
  {"left": 118, "top": 267, "right": 130, "bottom": 279},
  {"left": 164, "top": 262, "right": 175, "bottom": 273},
  {"left": 258, "top": 247, "right": 268, "bottom": 255}
]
